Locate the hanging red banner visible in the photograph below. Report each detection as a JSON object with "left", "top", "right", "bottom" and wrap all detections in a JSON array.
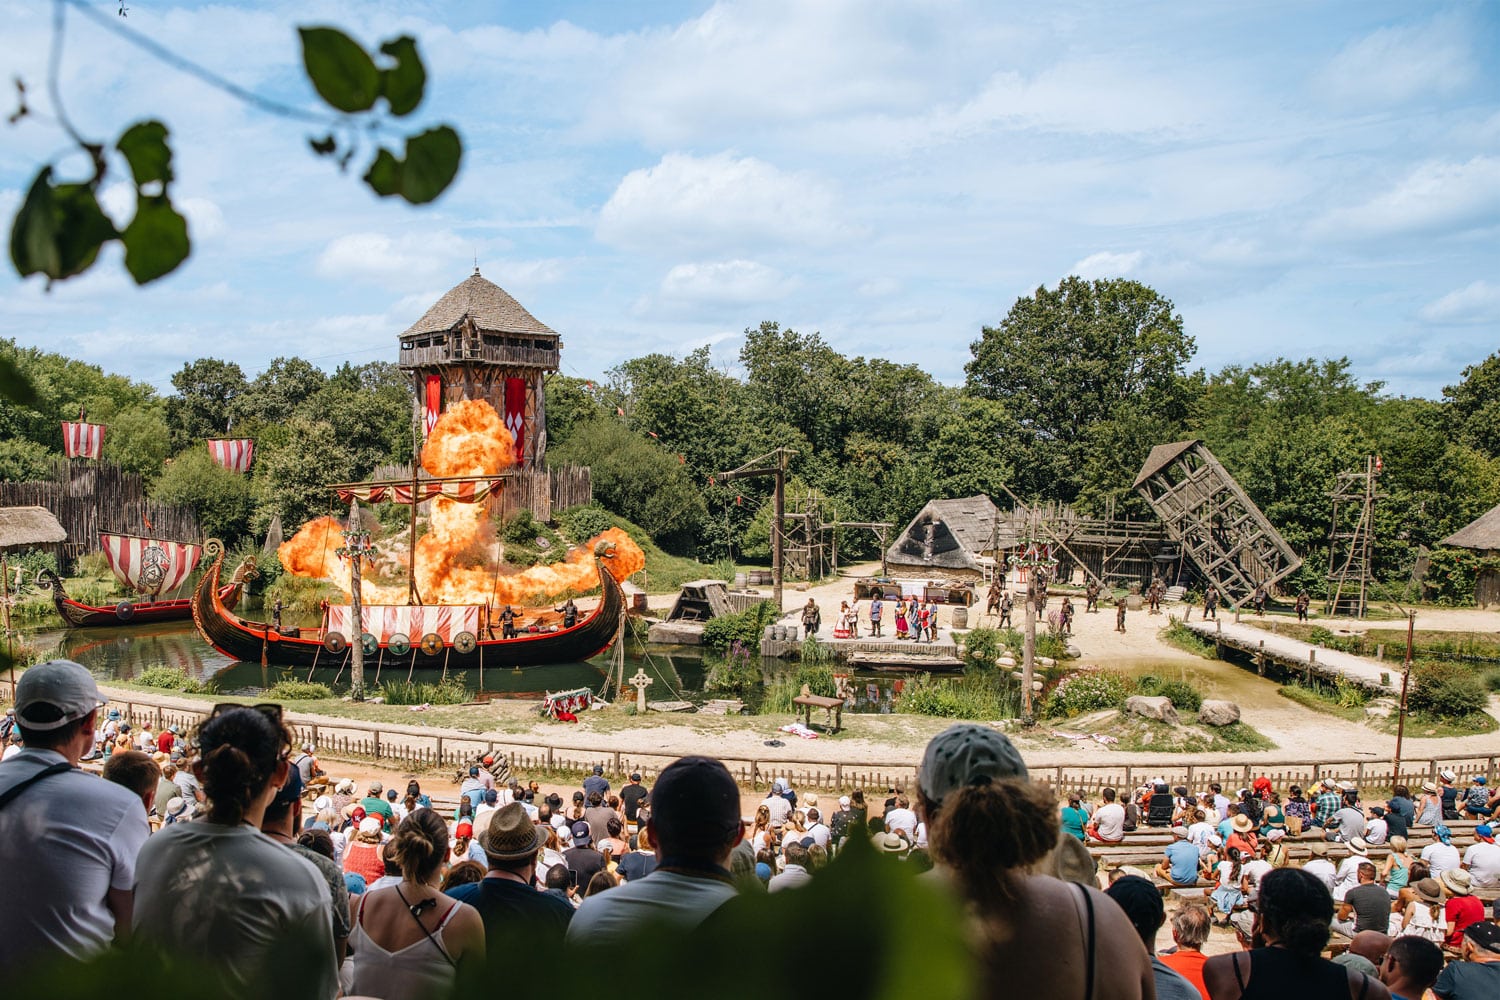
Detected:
[
  {"left": 62, "top": 421, "right": 105, "bottom": 459},
  {"left": 424, "top": 375, "right": 443, "bottom": 437},
  {"left": 504, "top": 376, "right": 526, "bottom": 464},
  {"left": 207, "top": 438, "right": 255, "bottom": 473}
]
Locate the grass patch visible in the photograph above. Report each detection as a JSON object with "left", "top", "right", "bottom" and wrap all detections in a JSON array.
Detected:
[
  {"left": 701, "top": 601, "right": 778, "bottom": 651},
  {"left": 1159, "top": 616, "right": 1218, "bottom": 658},
  {"left": 264, "top": 680, "right": 334, "bottom": 700},
  {"left": 380, "top": 672, "right": 471, "bottom": 706},
  {"left": 896, "top": 673, "right": 1019, "bottom": 720},
  {"left": 136, "top": 666, "right": 208, "bottom": 694},
  {"left": 1097, "top": 715, "right": 1276, "bottom": 753},
  {"left": 1371, "top": 710, "right": 1497, "bottom": 738},
  {"left": 760, "top": 664, "right": 837, "bottom": 714},
  {"left": 555, "top": 505, "right": 722, "bottom": 594},
  {"left": 1276, "top": 683, "right": 1367, "bottom": 722}
]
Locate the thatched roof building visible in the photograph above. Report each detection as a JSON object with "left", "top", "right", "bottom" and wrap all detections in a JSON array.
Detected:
[
  {"left": 885, "top": 495, "right": 1008, "bottom": 579},
  {"left": 401, "top": 269, "right": 557, "bottom": 339},
  {"left": 1440, "top": 505, "right": 1500, "bottom": 553},
  {"left": 0, "top": 505, "right": 67, "bottom": 549}
]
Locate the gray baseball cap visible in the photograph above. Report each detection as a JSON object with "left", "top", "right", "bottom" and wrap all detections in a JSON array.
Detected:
[
  {"left": 918, "top": 723, "right": 1028, "bottom": 806},
  {"left": 15, "top": 660, "right": 102, "bottom": 731}
]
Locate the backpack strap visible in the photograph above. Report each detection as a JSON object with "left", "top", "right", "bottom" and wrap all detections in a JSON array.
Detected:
[{"left": 0, "top": 761, "right": 74, "bottom": 811}]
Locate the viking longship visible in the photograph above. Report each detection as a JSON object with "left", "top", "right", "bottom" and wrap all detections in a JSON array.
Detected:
[
  {"left": 191, "top": 537, "right": 625, "bottom": 671},
  {"left": 39, "top": 533, "right": 253, "bottom": 628}
]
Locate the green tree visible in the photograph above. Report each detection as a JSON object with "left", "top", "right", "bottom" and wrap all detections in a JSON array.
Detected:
[
  {"left": 252, "top": 417, "right": 356, "bottom": 535},
  {"left": 151, "top": 446, "right": 253, "bottom": 542},
  {"left": 303, "top": 361, "right": 411, "bottom": 474},
  {"left": 166, "top": 358, "right": 247, "bottom": 451},
  {"left": 236, "top": 357, "right": 327, "bottom": 426},
  {"left": 104, "top": 402, "right": 171, "bottom": 482},
  {"left": 965, "top": 277, "right": 1197, "bottom": 504},
  {"left": 0, "top": 438, "right": 55, "bottom": 482},
  {"left": 1444, "top": 351, "right": 1500, "bottom": 460}
]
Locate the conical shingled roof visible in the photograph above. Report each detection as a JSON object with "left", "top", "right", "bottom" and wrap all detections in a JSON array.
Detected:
[{"left": 401, "top": 269, "right": 557, "bottom": 338}]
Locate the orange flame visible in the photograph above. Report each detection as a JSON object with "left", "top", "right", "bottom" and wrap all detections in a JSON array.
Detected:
[{"left": 277, "top": 401, "right": 645, "bottom": 609}]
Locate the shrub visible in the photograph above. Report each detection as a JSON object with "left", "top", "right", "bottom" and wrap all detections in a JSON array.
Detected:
[
  {"left": 380, "top": 672, "right": 470, "bottom": 706},
  {"left": 701, "top": 601, "right": 779, "bottom": 650},
  {"left": 960, "top": 628, "right": 1006, "bottom": 672},
  {"left": 264, "top": 680, "right": 333, "bottom": 700},
  {"left": 800, "top": 636, "right": 834, "bottom": 665},
  {"left": 136, "top": 666, "right": 206, "bottom": 694},
  {"left": 897, "top": 675, "right": 1017, "bottom": 720},
  {"left": 1408, "top": 661, "right": 1488, "bottom": 719},
  {"left": 1156, "top": 679, "right": 1202, "bottom": 712},
  {"left": 1043, "top": 670, "right": 1131, "bottom": 718},
  {"left": 1036, "top": 632, "right": 1071, "bottom": 661},
  {"left": 556, "top": 504, "right": 615, "bottom": 543},
  {"left": 704, "top": 644, "right": 760, "bottom": 694},
  {"left": 712, "top": 558, "right": 737, "bottom": 584}
]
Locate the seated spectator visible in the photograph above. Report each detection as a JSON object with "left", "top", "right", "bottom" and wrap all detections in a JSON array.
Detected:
[
  {"left": 917, "top": 724, "right": 1152, "bottom": 999},
  {"left": 440, "top": 860, "right": 486, "bottom": 892},
  {"left": 133, "top": 705, "right": 339, "bottom": 1000},
  {"left": 1397, "top": 878, "right": 1448, "bottom": 944},
  {"left": 884, "top": 794, "right": 918, "bottom": 840},
  {"left": 1333, "top": 862, "right": 1390, "bottom": 938},
  {"left": 585, "top": 870, "right": 618, "bottom": 897},
  {"left": 542, "top": 864, "right": 578, "bottom": 909},
  {"left": 343, "top": 817, "right": 388, "bottom": 886},
  {"left": 564, "top": 820, "right": 607, "bottom": 889},
  {"left": 769, "top": 842, "right": 813, "bottom": 893},
  {"left": 1060, "top": 792, "right": 1089, "bottom": 840},
  {"left": 1333, "top": 931, "right": 1390, "bottom": 981},
  {"left": 616, "top": 823, "right": 658, "bottom": 882},
  {"left": 1462, "top": 824, "right": 1499, "bottom": 888},
  {"left": 1159, "top": 905, "right": 1211, "bottom": 998},
  {"left": 1202, "top": 867, "right": 1390, "bottom": 999},
  {"left": 447, "top": 803, "right": 574, "bottom": 948},
  {"left": 1086, "top": 786, "right": 1127, "bottom": 843},
  {"left": 1420, "top": 825, "right": 1461, "bottom": 877},
  {"left": 1434, "top": 922, "right": 1500, "bottom": 999},
  {"left": 566, "top": 755, "right": 745, "bottom": 944},
  {"left": 101, "top": 748, "right": 161, "bottom": 815},
  {"left": 1440, "top": 869, "right": 1484, "bottom": 949},
  {"left": 1378, "top": 935, "right": 1442, "bottom": 1000},
  {"left": 1106, "top": 875, "right": 1200, "bottom": 999},
  {"left": 1156, "top": 826, "right": 1204, "bottom": 887}
]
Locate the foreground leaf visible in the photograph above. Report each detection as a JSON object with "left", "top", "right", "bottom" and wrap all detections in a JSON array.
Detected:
[
  {"left": 300, "top": 26, "right": 380, "bottom": 113},
  {"left": 0, "top": 356, "right": 38, "bottom": 407},
  {"left": 116, "top": 120, "right": 174, "bottom": 187},
  {"left": 398, "top": 125, "right": 461, "bottom": 203},
  {"left": 378, "top": 36, "right": 426, "bottom": 116},
  {"left": 362, "top": 148, "right": 403, "bottom": 197},
  {"left": 121, "top": 196, "right": 190, "bottom": 284},
  {"left": 9, "top": 167, "right": 59, "bottom": 279}
]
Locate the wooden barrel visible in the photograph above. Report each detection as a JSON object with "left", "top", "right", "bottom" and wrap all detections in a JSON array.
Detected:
[
  {"left": 734, "top": 573, "right": 747, "bottom": 588},
  {"left": 951, "top": 606, "right": 968, "bottom": 629}
]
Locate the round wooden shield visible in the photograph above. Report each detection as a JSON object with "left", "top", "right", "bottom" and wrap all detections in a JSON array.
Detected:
[
  {"left": 116, "top": 601, "right": 135, "bottom": 621},
  {"left": 419, "top": 633, "right": 443, "bottom": 656},
  {"left": 360, "top": 632, "right": 379, "bottom": 656},
  {"left": 323, "top": 631, "right": 348, "bottom": 654},
  {"left": 387, "top": 632, "right": 411, "bottom": 656},
  {"left": 453, "top": 631, "right": 477, "bottom": 654}
]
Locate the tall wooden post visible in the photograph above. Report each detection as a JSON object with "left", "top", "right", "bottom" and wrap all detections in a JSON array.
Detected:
[
  {"left": 773, "top": 450, "right": 786, "bottom": 611},
  {"left": 1022, "top": 565, "right": 1036, "bottom": 723},
  {"left": 347, "top": 501, "right": 366, "bottom": 702},
  {"left": 1393, "top": 610, "right": 1414, "bottom": 777}
]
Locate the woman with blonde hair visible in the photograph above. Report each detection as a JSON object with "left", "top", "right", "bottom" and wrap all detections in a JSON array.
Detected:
[
  {"left": 1382, "top": 834, "right": 1411, "bottom": 899},
  {"left": 918, "top": 724, "right": 1151, "bottom": 1000},
  {"left": 347, "top": 808, "right": 485, "bottom": 999}
]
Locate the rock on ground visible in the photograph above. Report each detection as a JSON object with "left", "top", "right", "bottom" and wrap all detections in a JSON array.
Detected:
[
  {"left": 1124, "top": 694, "right": 1180, "bottom": 725},
  {"left": 1198, "top": 700, "right": 1241, "bottom": 727}
]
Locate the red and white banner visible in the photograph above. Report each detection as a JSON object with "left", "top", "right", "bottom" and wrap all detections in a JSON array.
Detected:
[
  {"left": 207, "top": 439, "right": 255, "bottom": 473},
  {"left": 424, "top": 375, "right": 443, "bottom": 437},
  {"left": 326, "top": 604, "right": 482, "bottom": 644},
  {"left": 62, "top": 421, "right": 105, "bottom": 459},
  {"left": 99, "top": 532, "right": 202, "bottom": 598},
  {"left": 335, "top": 478, "right": 505, "bottom": 506},
  {"left": 504, "top": 377, "right": 526, "bottom": 464}
]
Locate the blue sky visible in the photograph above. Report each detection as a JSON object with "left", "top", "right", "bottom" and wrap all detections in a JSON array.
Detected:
[{"left": 3, "top": 1, "right": 1498, "bottom": 399}]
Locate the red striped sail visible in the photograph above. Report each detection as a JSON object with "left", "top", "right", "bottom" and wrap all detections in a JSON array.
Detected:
[
  {"left": 207, "top": 439, "right": 255, "bottom": 473},
  {"left": 62, "top": 421, "right": 106, "bottom": 459},
  {"left": 99, "top": 533, "right": 202, "bottom": 598}
]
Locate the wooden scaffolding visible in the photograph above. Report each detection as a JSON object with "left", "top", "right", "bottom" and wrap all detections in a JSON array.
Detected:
[
  {"left": 1132, "top": 440, "right": 1301, "bottom": 605},
  {"left": 1326, "top": 456, "right": 1380, "bottom": 617}
]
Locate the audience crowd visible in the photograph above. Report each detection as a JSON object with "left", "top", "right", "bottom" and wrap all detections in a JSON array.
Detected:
[{"left": 2, "top": 659, "right": 1498, "bottom": 1000}]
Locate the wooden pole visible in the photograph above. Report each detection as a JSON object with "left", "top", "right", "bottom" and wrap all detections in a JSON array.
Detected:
[
  {"left": 1393, "top": 610, "right": 1414, "bottom": 777},
  {"left": 348, "top": 500, "right": 365, "bottom": 702},
  {"left": 2, "top": 551, "right": 12, "bottom": 702},
  {"left": 773, "top": 450, "right": 785, "bottom": 612}
]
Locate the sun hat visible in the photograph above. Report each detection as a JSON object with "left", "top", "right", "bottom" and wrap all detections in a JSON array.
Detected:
[
  {"left": 478, "top": 803, "right": 545, "bottom": 861},
  {"left": 454, "top": 821, "right": 473, "bottom": 839},
  {"left": 165, "top": 796, "right": 187, "bottom": 817},
  {"left": 917, "top": 723, "right": 1028, "bottom": 807},
  {"left": 1440, "top": 769, "right": 1456, "bottom": 783},
  {"left": 1208, "top": 834, "right": 1224, "bottom": 848},
  {"left": 337, "top": 778, "right": 356, "bottom": 794},
  {"left": 1321, "top": 778, "right": 1337, "bottom": 790},
  {"left": 314, "top": 795, "right": 332, "bottom": 812},
  {"left": 871, "top": 832, "right": 906, "bottom": 853},
  {"left": 1171, "top": 826, "right": 1190, "bottom": 839},
  {"left": 1308, "top": 841, "right": 1328, "bottom": 856},
  {"left": 1441, "top": 869, "right": 1472, "bottom": 896},
  {"left": 570, "top": 820, "right": 592, "bottom": 847},
  {"left": 839, "top": 795, "right": 850, "bottom": 808},
  {"left": 1413, "top": 878, "right": 1443, "bottom": 905},
  {"left": 14, "top": 660, "right": 104, "bottom": 731},
  {"left": 1231, "top": 814, "right": 1254, "bottom": 833},
  {"left": 1420, "top": 780, "right": 1437, "bottom": 794},
  {"left": 358, "top": 816, "right": 382, "bottom": 836},
  {"left": 1346, "top": 837, "right": 1369, "bottom": 857}
]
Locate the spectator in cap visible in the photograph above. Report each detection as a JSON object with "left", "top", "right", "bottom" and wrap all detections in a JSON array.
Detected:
[
  {"left": 445, "top": 799, "right": 575, "bottom": 950},
  {"left": 620, "top": 770, "right": 649, "bottom": 829},
  {"left": 564, "top": 818, "right": 607, "bottom": 889},
  {"left": 760, "top": 779, "right": 793, "bottom": 825},
  {"left": 450, "top": 821, "right": 486, "bottom": 867},
  {"left": 1378, "top": 935, "right": 1442, "bottom": 1000},
  {"left": 583, "top": 762, "right": 610, "bottom": 800},
  {"left": 1204, "top": 867, "right": 1390, "bottom": 1000},
  {"left": 566, "top": 755, "right": 744, "bottom": 944},
  {"left": 260, "top": 765, "right": 351, "bottom": 964},
  {"left": 134, "top": 705, "right": 338, "bottom": 1000},
  {"left": 0, "top": 660, "right": 149, "bottom": 973},
  {"left": 1105, "top": 875, "right": 1200, "bottom": 999},
  {"left": 915, "top": 723, "right": 1152, "bottom": 1000},
  {"left": 1464, "top": 823, "right": 1500, "bottom": 888},
  {"left": 347, "top": 808, "right": 485, "bottom": 999},
  {"left": 361, "top": 779, "right": 395, "bottom": 832},
  {"left": 1434, "top": 921, "right": 1500, "bottom": 999},
  {"left": 1460, "top": 775, "right": 1492, "bottom": 819}
]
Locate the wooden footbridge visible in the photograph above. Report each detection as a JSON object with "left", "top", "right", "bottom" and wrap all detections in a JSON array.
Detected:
[{"left": 1182, "top": 617, "right": 1395, "bottom": 692}]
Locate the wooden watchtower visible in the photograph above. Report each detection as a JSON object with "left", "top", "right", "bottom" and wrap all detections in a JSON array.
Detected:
[
  {"left": 397, "top": 268, "right": 558, "bottom": 469},
  {"left": 1133, "top": 440, "right": 1301, "bottom": 605}
]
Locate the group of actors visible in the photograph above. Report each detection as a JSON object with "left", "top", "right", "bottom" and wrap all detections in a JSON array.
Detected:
[{"left": 815, "top": 597, "right": 943, "bottom": 642}]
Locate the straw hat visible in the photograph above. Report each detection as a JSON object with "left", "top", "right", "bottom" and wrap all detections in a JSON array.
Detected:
[
  {"left": 1413, "top": 878, "right": 1443, "bottom": 905},
  {"left": 1440, "top": 869, "right": 1472, "bottom": 896},
  {"left": 478, "top": 803, "right": 545, "bottom": 861},
  {"left": 1440, "top": 769, "right": 1456, "bottom": 783},
  {"left": 1420, "top": 780, "right": 1437, "bottom": 794},
  {"left": 1231, "top": 814, "right": 1254, "bottom": 833},
  {"left": 1346, "top": 837, "right": 1370, "bottom": 857}
]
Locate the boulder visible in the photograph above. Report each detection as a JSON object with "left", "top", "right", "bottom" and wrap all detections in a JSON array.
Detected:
[
  {"left": 999, "top": 655, "right": 1016, "bottom": 667},
  {"left": 1038, "top": 656, "right": 1056, "bottom": 667},
  {"left": 1124, "top": 694, "right": 1180, "bottom": 725},
  {"left": 1363, "top": 698, "right": 1397, "bottom": 720},
  {"left": 1066, "top": 645, "right": 1082, "bottom": 658},
  {"left": 1198, "top": 700, "right": 1241, "bottom": 727}
]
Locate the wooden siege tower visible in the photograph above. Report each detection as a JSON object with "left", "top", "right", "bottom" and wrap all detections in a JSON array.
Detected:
[
  {"left": 1132, "top": 440, "right": 1301, "bottom": 606},
  {"left": 397, "top": 268, "right": 558, "bottom": 469},
  {"left": 1326, "top": 456, "right": 1380, "bottom": 618}
]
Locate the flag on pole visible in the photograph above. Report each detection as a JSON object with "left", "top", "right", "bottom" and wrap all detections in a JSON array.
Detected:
[
  {"left": 62, "top": 421, "right": 105, "bottom": 459},
  {"left": 424, "top": 375, "right": 443, "bottom": 437},
  {"left": 207, "top": 439, "right": 255, "bottom": 473}
]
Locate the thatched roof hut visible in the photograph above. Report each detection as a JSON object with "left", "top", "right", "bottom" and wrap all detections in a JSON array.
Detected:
[
  {"left": 885, "top": 495, "right": 1008, "bottom": 579},
  {"left": 1439, "top": 504, "right": 1500, "bottom": 553},
  {"left": 401, "top": 270, "right": 557, "bottom": 339},
  {"left": 0, "top": 506, "right": 67, "bottom": 549}
]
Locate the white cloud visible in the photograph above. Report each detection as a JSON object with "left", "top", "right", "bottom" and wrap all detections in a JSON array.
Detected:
[
  {"left": 1318, "top": 13, "right": 1477, "bottom": 107},
  {"left": 1071, "top": 250, "right": 1144, "bottom": 280},
  {"left": 314, "top": 231, "right": 471, "bottom": 285},
  {"left": 597, "top": 152, "right": 851, "bottom": 254},
  {"left": 659, "top": 260, "right": 791, "bottom": 305},
  {"left": 1311, "top": 157, "right": 1500, "bottom": 240},
  {"left": 1420, "top": 280, "right": 1500, "bottom": 325}
]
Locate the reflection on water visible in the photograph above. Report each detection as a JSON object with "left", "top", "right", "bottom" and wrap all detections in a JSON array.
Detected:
[{"left": 34, "top": 620, "right": 938, "bottom": 711}]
